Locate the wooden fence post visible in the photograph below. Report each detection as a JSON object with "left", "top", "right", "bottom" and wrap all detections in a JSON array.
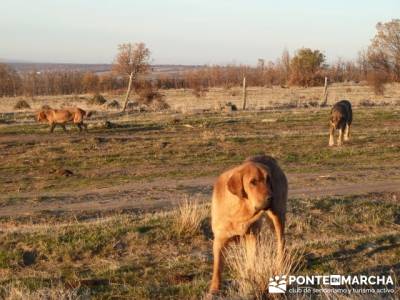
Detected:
[
  {"left": 242, "top": 76, "right": 247, "bottom": 110},
  {"left": 321, "top": 77, "right": 328, "bottom": 107}
]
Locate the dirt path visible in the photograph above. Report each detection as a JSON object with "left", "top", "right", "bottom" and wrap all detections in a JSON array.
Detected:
[{"left": 0, "top": 172, "right": 399, "bottom": 218}]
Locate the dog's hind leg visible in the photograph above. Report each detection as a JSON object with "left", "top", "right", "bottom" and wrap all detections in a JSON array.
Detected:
[
  {"left": 82, "top": 122, "right": 88, "bottom": 132},
  {"left": 344, "top": 123, "right": 350, "bottom": 141},
  {"left": 76, "top": 123, "right": 82, "bottom": 132},
  {"left": 329, "top": 123, "right": 335, "bottom": 146},
  {"left": 49, "top": 123, "right": 56, "bottom": 133},
  {"left": 337, "top": 128, "right": 343, "bottom": 146},
  {"left": 61, "top": 124, "right": 67, "bottom": 132}
]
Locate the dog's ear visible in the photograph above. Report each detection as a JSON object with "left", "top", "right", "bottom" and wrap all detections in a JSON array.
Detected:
[
  {"left": 265, "top": 172, "right": 274, "bottom": 194},
  {"left": 227, "top": 170, "right": 246, "bottom": 198}
]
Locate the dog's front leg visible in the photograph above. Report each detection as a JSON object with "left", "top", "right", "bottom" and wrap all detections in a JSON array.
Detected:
[
  {"left": 266, "top": 210, "right": 285, "bottom": 263},
  {"left": 49, "top": 123, "right": 56, "bottom": 133},
  {"left": 239, "top": 210, "right": 265, "bottom": 234},
  {"left": 210, "top": 236, "right": 228, "bottom": 294}
]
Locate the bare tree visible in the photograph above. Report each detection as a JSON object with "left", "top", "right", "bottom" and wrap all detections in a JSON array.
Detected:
[
  {"left": 357, "top": 50, "right": 369, "bottom": 79},
  {"left": 113, "top": 42, "right": 151, "bottom": 111},
  {"left": 82, "top": 72, "right": 99, "bottom": 93},
  {"left": 257, "top": 58, "right": 265, "bottom": 70},
  {"left": 0, "top": 64, "right": 21, "bottom": 97},
  {"left": 368, "top": 19, "right": 400, "bottom": 81},
  {"left": 281, "top": 48, "right": 291, "bottom": 83}
]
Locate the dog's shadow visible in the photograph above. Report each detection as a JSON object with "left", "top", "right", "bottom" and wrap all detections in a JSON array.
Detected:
[
  {"left": 306, "top": 233, "right": 400, "bottom": 270},
  {"left": 200, "top": 216, "right": 213, "bottom": 240}
]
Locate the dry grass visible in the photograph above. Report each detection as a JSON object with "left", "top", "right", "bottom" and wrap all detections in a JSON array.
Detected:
[
  {"left": 173, "top": 198, "right": 208, "bottom": 237},
  {"left": 1, "top": 82, "right": 400, "bottom": 113},
  {"left": 1, "top": 284, "right": 83, "bottom": 300},
  {"left": 224, "top": 231, "right": 302, "bottom": 299},
  {"left": 161, "top": 83, "right": 400, "bottom": 112}
]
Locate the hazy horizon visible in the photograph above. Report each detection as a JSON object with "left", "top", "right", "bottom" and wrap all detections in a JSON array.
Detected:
[{"left": 1, "top": 0, "right": 399, "bottom": 65}]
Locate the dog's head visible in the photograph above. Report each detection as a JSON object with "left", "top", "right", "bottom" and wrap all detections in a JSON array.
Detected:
[
  {"left": 227, "top": 162, "right": 273, "bottom": 212},
  {"left": 36, "top": 110, "right": 48, "bottom": 122}
]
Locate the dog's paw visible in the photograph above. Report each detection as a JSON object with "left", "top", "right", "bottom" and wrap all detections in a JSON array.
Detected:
[{"left": 205, "top": 289, "right": 221, "bottom": 300}]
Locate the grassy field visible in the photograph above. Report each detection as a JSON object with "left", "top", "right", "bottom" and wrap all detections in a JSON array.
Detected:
[{"left": 0, "top": 90, "right": 399, "bottom": 299}]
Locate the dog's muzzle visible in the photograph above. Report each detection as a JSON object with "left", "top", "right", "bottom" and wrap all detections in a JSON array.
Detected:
[{"left": 255, "top": 196, "right": 272, "bottom": 211}]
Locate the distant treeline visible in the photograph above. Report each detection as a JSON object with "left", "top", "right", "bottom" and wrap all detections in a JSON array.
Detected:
[
  {"left": 0, "top": 53, "right": 397, "bottom": 98},
  {"left": 0, "top": 67, "right": 127, "bottom": 97}
]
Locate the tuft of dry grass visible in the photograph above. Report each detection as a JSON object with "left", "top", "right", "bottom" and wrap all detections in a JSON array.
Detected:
[
  {"left": 224, "top": 231, "right": 303, "bottom": 299},
  {"left": 106, "top": 100, "right": 121, "bottom": 109},
  {"left": 1, "top": 284, "right": 84, "bottom": 300},
  {"left": 173, "top": 198, "right": 208, "bottom": 237}
]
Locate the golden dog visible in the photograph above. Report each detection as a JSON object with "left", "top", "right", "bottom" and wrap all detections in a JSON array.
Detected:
[
  {"left": 209, "top": 155, "right": 288, "bottom": 293},
  {"left": 329, "top": 100, "right": 352, "bottom": 146},
  {"left": 37, "top": 107, "right": 90, "bottom": 133}
]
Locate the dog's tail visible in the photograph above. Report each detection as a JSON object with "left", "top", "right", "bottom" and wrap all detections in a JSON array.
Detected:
[
  {"left": 246, "top": 154, "right": 277, "bottom": 165},
  {"left": 78, "top": 109, "right": 93, "bottom": 118}
]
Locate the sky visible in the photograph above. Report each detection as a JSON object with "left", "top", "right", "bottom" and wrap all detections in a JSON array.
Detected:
[{"left": 0, "top": 0, "right": 399, "bottom": 65}]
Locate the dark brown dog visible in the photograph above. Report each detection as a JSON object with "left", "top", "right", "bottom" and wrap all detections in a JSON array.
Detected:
[
  {"left": 329, "top": 100, "right": 352, "bottom": 146},
  {"left": 37, "top": 107, "right": 90, "bottom": 133},
  {"left": 209, "top": 155, "right": 288, "bottom": 293}
]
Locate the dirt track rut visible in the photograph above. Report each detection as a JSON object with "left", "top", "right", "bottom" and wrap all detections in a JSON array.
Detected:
[{"left": 1, "top": 173, "right": 399, "bottom": 217}]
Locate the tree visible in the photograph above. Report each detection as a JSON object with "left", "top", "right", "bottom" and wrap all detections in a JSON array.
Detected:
[
  {"left": 289, "top": 48, "right": 325, "bottom": 86},
  {"left": 113, "top": 43, "right": 151, "bottom": 111},
  {"left": 368, "top": 19, "right": 400, "bottom": 81},
  {"left": 281, "top": 48, "right": 291, "bottom": 84}
]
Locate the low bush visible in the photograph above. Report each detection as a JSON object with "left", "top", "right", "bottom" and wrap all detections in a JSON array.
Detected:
[
  {"left": 14, "top": 100, "right": 31, "bottom": 110},
  {"left": 87, "top": 93, "right": 107, "bottom": 105}
]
